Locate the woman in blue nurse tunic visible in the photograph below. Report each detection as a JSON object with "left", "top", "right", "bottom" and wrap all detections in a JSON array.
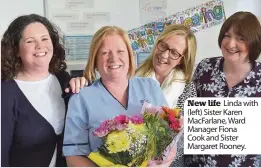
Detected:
[{"left": 63, "top": 26, "right": 170, "bottom": 166}]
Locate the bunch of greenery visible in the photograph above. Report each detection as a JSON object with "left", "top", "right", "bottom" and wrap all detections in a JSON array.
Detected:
[{"left": 143, "top": 112, "right": 176, "bottom": 161}]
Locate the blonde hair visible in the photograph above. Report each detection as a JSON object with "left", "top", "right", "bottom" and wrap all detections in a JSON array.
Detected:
[
  {"left": 84, "top": 26, "right": 135, "bottom": 83},
  {"left": 135, "top": 24, "right": 197, "bottom": 83}
]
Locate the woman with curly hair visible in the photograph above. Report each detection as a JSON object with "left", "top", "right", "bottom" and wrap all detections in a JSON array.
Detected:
[{"left": 1, "top": 14, "right": 70, "bottom": 167}]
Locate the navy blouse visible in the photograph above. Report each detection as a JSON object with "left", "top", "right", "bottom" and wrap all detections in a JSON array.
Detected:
[{"left": 1, "top": 71, "right": 70, "bottom": 167}]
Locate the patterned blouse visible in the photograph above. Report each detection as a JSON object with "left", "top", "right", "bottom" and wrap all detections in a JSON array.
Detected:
[
  {"left": 170, "top": 82, "right": 197, "bottom": 167},
  {"left": 185, "top": 56, "right": 261, "bottom": 167}
]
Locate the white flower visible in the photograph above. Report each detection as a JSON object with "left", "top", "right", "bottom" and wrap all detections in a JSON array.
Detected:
[
  {"left": 247, "top": 71, "right": 255, "bottom": 79},
  {"left": 257, "top": 71, "right": 261, "bottom": 76},
  {"left": 244, "top": 86, "right": 256, "bottom": 96},
  {"left": 202, "top": 63, "right": 212, "bottom": 72},
  {"left": 229, "top": 157, "right": 241, "bottom": 167},
  {"left": 202, "top": 84, "right": 208, "bottom": 91},
  {"left": 257, "top": 86, "right": 261, "bottom": 92},
  {"left": 207, "top": 83, "right": 218, "bottom": 93},
  {"left": 206, "top": 156, "right": 217, "bottom": 167},
  {"left": 210, "top": 75, "right": 222, "bottom": 84},
  {"left": 256, "top": 78, "right": 261, "bottom": 85}
]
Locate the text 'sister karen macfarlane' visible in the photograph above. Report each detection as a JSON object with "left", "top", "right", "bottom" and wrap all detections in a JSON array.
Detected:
[{"left": 184, "top": 98, "right": 261, "bottom": 155}]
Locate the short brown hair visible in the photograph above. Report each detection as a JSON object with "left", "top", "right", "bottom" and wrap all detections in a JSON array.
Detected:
[
  {"left": 218, "top": 11, "right": 261, "bottom": 61},
  {"left": 1, "top": 14, "right": 66, "bottom": 80},
  {"left": 84, "top": 26, "right": 135, "bottom": 83}
]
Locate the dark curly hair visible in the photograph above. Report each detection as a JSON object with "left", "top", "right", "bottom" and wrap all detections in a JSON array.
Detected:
[{"left": 1, "top": 14, "right": 67, "bottom": 80}]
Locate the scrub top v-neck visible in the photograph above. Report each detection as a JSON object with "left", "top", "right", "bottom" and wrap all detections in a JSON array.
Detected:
[{"left": 63, "top": 76, "right": 167, "bottom": 156}]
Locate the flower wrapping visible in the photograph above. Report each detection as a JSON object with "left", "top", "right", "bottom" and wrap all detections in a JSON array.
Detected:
[{"left": 141, "top": 102, "right": 183, "bottom": 166}]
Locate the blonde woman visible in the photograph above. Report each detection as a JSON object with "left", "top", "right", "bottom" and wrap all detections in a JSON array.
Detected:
[
  {"left": 67, "top": 24, "right": 198, "bottom": 166},
  {"left": 135, "top": 24, "right": 197, "bottom": 111},
  {"left": 62, "top": 26, "right": 177, "bottom": 167},
  {"left": 135, "top": 24, "right": 197, "bottom": 167},
  {"left": 68, "top": 24, "right": 197, "bottom": 112}
]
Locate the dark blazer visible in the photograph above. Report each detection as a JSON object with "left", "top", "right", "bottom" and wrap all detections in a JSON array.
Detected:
[{"left": 1, "top": 71, "right": 71, "bottom": 167}]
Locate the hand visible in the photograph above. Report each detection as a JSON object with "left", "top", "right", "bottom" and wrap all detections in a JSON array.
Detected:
[
  {"left": 161, "top": 144, "right": 177, "bottom": 167},
  {"left": 179, "top": 116, "right": 184, "bottom": 129},
  {"left": 148, "top": 144, "right": 177, "bottom": 167},
  {"left": 65, "top": 77, "right": 88, "bottom": 94}
]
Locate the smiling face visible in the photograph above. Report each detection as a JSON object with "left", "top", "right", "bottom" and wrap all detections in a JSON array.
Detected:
[
  {"left": 221, "top": 27, "right": 249, "bottom": 63},
  {"left": 153, "top": 34, "right": 187, "bottom": 77},
  {"left": 96, "top": 33, "right": 129, "bottom": 81},
  {"left": 18, "top": 22, "right": 53, "bottom": 71}
]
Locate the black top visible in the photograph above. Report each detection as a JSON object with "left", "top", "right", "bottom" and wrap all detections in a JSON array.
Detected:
[{"left": 1, "top": 71, "right": 71, "bottom": 167}]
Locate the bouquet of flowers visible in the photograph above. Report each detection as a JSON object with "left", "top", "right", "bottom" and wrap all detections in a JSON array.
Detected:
[
  {"left": 141, "top": 102, "right": 183, "bottom": 166},
  {"left": 87, "top": 103, "right": 183, "bottom": 167},
  {"left": 88, "top": 115, "right": 150, "bottom": 167}
]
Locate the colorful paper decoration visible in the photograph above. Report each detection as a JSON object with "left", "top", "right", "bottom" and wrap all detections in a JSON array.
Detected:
[{"left": 128, "top": 0, "right": 226, "bottom": 53}]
